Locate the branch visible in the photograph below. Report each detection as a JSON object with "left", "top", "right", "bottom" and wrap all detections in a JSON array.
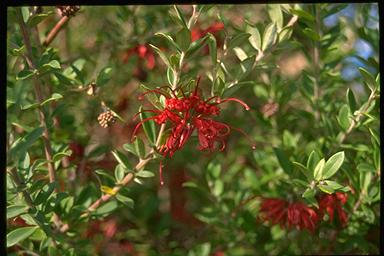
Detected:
[
  {"left": 8, "top": 168, "right": 58, "bottom": 248},
  {"left": 43, "top": 16, "right": 69, "bottom": 46},
  {"left": 17, "top": 7, "right": 62, "bottom": 229},
  {"left": 231, "top": 195, "right": 260, "bottom": 218},
  {"left": 313, "top": 5, "right": 321, "bottom": 122},
  {"left": 337, "top": 89, "right": 377, "bottom": 145}
]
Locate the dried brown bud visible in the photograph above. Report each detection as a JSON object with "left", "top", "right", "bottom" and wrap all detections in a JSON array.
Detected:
[
  {"left": 56, "top": 6, "right": 80, "bottom": 17},
  {"left": 261, "top": 100, "right": 279, "bottom": 118},
  {"left": 97, "top": 110, "right": 117, "bottom": 128}
]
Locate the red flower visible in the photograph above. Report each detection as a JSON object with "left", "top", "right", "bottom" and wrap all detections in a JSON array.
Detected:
[
  {"left": 191, "top": 22, "right": 225, "bottom": 42},
  {"left": 260, "top": 198, "right": 318, "bottom": 232},
  {"left": 191, "top": 22, "right": 225, "bottom": 54},
  {"left": 132, "top": 78, "right": 254, "bottom": 184},
  {"left": 121, "top": 44, "right": 155, "bottom": 70},
  {"left": 317, "top": 192, "right": 348, "bottom": 227}
]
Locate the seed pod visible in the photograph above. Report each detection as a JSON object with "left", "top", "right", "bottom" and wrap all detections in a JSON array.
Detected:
[
  {"left": 57, "top": 6, "right": 80, "bottom": 17},
  {"left": 97, "top": 110, "right": 117, "bottom": 128}
]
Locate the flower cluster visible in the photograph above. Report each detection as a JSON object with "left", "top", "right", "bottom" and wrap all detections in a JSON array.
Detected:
[
  {"left": 121, "top": 44, "right": 156, "bottom": 81},
  {"left": 259, "top": 192, "right": 349, "bottom": 232},
  {"left": 317, "top": 192, "right": 348, "bottom": 227},
  {"left": 191, "top": 22, "right": 224, "bottom": 54},
  {"left": 132, "top": 78, "right": 255, "bottom": 184}
]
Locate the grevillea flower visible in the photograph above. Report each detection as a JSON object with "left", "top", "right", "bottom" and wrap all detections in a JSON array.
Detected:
[
  {"left": 132, "top": 78, "right": 254, "bottom": 184},
  {"left": 317, "top": 192, "right": 348, "bottom": 227},
  {"left": 191, "top": 22, "right": 224, "bottom": 54},
  {"left": 259, "top": 198, "right": 318, "bottom": 232},
  {"left": 121, "top": 44, "right": 155, "bottom": 70},
  {"left": 191, "top": 22, "right": 225, "bottom": 42}
]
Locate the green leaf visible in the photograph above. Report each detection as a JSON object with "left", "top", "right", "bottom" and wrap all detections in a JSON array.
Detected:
[
  {"left": 262, "top": 23, "right": 277, "bottom": 51},
  {"left": 111, "top": 150, "right": 132, "bottom": 170},
  {"left": 322, "top": 151, "right": 345, "bottom": 179},
  {"left": 41, "top": 60, "right": 61, "bottom": 70},
  {"left": 149, "top": 44, "right": 170, "bottom": 66},
  {"left": 95, "top": 169, "right": 115, "bottom": 181},
  {"left": 302, "top": 28, "right": 320, "bottom": 41},
  {"left": 155, "top": 32, "right": 181, "bottom": 52},
  {"left": 122, "top": 143, "right": 139, "bottom": 157},
  {"left": 114, "top": 164, "right": 126, "bottom": 182},
  {"left": 307, "top": 150, "right": 320, "bottom": 171},
  {"left": 212, "top": 180, "right": 224, "bottom": 197},
  {"left": 18, "top": 152, "right": 30, "bottom": 170},
  {"left": 175, "top": 28, "right": 191, "bottom": 52},
  {"left": 290, "top": 9, "right": 315, "bottom": 22},
  {"left": 173, "top": 5, "right": 188, "bottom": 29},
  {"left": 7, "top": 205, "right": 28, "bottom": 219},
  {"left": 233, "top": 47, "right": 248, "bottom": 61},
  {"left": 40, "top": 93, "right": 63, "bottom": 106},
  {"left": 21, "top": 7, "right": 30, "bottom": 23},
  {"left": 279, "top": 26, "right": 293, "bottom": 42},
  {"left": 7, "top": 226, "right": 39, "bottom": 247},
  {"left": 207, "top": 162, "right": 221, "bottom": 179},
  {"left": 346, "top": 88, "right": 357, "bottom": 113},
  {"left": 28, "top": 12, "right": 52, "bottom": 27},
  {"left": 292, "top": 161, "right": 313, "bottom": 181},
  {"left": 16, "top": 70, "right": 36, "bottom": 80},
  {"left": 93, "top": 200, "right": 118, "bottom": 216},
  {"left": 116, "top": 194, "right": 134, "bottom": 208},
  {"left": 267, "top": 4, "right": 283, "bottom": 30},
  {"left": 34, "top": 182, "right": 56, "bottom": 205},
  {"left": 302, "top": 188, "right": 318, "bottom": 208},
  {"left": 247, "top": 25, "right": 261, "bottom": 51},
  {"left": 96, "top": 67, "right": 112, "bottom": 87},
  {"left": 21, "top": 102, "right": 40, "bottom": 110},
  {"left": 359, "top": 67, "right": 376, "bottom": 91},
  {"left": 52, "top": 149, "right": 72, "bottom": 162},
  {"left": 337, "top": 104, "right": 351, "bottom": 131},
  {"left": 324, "top": 180, "right": 345, "bottom": 191},
  {"left": 9, "top": 127, "right": 44, "bottom": 159},
  {"left": 182, "top": 181, "right": 198, "bottom": 189},
  {"left": 136, "top": 170, "right": 155, "bottom": 178},
  {"left": 207, "top": 33, "right": 217, "bottom": 64},
  {"left": 273, "top": 147, "right": 293, "bottom": 175},
  {"left": 318, "top": 184, "right": 335, "bottom": 194},
  {"left": 228, "top": 32, "right": 251, "bottom": 49},
  {"left": 313, "top": 158, "right": 325, "bottom": 181},
  {"left": 167, "top": 67, "right": 175, "bottom": 86},
  {"left": 186, "top": 34, "right": 209, "bottom": 57},
  {"left": 139, "top": 106, "right": 157, "bottom": 145},
  {"left": 239, "top": 55, "right": 256, "bottom": 79}
]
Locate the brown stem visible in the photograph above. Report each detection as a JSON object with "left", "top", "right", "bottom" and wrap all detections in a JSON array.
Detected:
[
  {"left": 17, "top": 8, "right": 62, "bottom": 230},
  {"left": 60, "top": 123, "right": 167, "bottom": 233},
  {"left": 43, "top": 16, "right": 69, "bottom": 46},
  {"left": 8, "top": 168, "right": 58, "bottom": 248},
  {"left": 231, "top": 195, "right": 260, "bottom": 218},
  {"left": 17, "top": 8, "right": 57, "bottom": 185}
]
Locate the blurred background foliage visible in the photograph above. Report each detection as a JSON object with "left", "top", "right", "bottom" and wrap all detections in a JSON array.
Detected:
[{"left": 6, "top": 4, "right": 380, "bottom": 255}]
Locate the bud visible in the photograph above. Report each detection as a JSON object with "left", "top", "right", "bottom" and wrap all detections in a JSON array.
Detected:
[
  {"left": 97, "top": 110, "right": 116, "bottom": 128},
  {"left": 57, "top": 6, "right": 80, "bottom": 17}
]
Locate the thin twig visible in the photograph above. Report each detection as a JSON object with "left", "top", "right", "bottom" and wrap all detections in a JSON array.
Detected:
[
  {"left": 337, "top": 90, "right": 377, "bottom": 145},
  {"left": 43, "top": 16, "right": 69, "bottom": 46},
  {"left": 231, "top": 195, "right": 261, "bottom": 218},
  {"left": 313, "top": 5, "right": 321, "bottom": 122},
  {"left": 17, "top": 8, "right": 62, "bottom": 231}
]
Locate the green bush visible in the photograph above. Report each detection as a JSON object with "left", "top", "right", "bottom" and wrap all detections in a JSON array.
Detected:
[{"left": 6, "top": 4, "right": 380, "bottom": 255}]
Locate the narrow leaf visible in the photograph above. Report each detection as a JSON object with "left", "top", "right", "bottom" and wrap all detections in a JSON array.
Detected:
[
  {"left": 313, "top": 158, "right": 325, "bottom": 181},
  {"left": 7, "top": 226, "right": 39, "bottom": 247}
]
